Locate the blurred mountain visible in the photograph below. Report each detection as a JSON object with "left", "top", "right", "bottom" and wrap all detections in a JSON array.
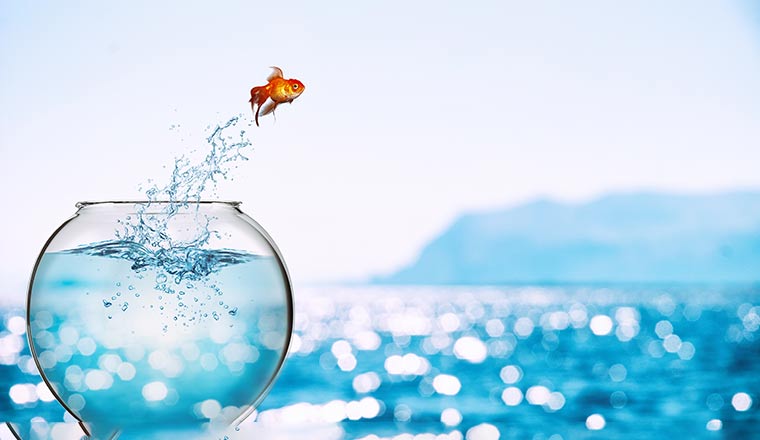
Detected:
[{"left": 375, "top": 191, "right": 760, "bottom": 284}]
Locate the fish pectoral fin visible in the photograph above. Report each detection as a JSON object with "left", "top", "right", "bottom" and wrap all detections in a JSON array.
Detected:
[
  {"left": 267, "top": 66, "right": 284, "bottom": 81},
  {"left": 259, "top": 100, "right": 278, "bottom": 117}
]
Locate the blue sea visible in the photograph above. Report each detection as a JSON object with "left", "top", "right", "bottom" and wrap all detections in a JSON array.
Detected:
[{"left": 2, "top": 285, "right": 760, "bottom": 439}]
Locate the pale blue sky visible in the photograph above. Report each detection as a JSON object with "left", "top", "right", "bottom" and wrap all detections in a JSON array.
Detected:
[{"left": 1, "top": 0, "right": 759, "bottom": 302}]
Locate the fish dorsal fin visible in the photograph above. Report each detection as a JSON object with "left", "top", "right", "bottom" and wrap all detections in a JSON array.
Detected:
[{"left": 267, "top": 66, "right": 284, "bottom": 81}]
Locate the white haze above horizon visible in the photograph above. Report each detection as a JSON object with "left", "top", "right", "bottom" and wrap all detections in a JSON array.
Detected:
[{"left": 1, "top": 0, "right": 760, "bottom": 304}]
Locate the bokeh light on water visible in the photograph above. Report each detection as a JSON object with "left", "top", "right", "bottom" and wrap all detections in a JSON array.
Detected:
[{"left": 3, "top": 285, "right": 760, "bottom": 439}]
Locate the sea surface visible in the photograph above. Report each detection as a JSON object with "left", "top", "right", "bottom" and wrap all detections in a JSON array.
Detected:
[{"left": 2, "top": 285, "right": 760, "bottom": 439}]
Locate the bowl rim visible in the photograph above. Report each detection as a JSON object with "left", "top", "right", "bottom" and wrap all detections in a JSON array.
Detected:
[{"left": 76, "top": 200, "right": 242, "bottom": 208}]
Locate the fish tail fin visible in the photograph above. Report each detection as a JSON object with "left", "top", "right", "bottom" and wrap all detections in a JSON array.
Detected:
[{"left": 249, "top": 86, "right": 269, "bottom": 127}]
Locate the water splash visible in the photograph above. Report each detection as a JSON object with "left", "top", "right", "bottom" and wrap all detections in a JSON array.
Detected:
[
  {"left": 64, "top": 114, "right": 258, "bottom": 323},
  {"left": 117, "top": 115, "right": 254, "bottom": 253},
  {"left": 148, "top": 115, "right": 253, "bottom": 206},
  {"left": 65, "top": 240, "right": 260, "bottom": 281},
  {"left": 64, "top": 115, "right": 256, "bottom": 283}
]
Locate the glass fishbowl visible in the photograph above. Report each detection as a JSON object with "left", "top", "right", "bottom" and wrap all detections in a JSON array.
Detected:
[{"left": 27, "top": 201, "right": 293, "bottom": 439}]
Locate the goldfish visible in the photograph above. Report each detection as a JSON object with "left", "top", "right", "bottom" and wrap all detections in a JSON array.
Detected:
[{"left": 249, "top": 66, "right": 305, "bottom": 126}]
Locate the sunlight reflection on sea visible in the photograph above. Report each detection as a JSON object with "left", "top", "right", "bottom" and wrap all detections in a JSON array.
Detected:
[{"left": 2, "top": 285, "right": 760, "bottom": 439}]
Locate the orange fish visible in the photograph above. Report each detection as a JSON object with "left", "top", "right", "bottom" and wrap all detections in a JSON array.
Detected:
[{"left": 249, "top": 66, "right": 305, "bottom": 126}]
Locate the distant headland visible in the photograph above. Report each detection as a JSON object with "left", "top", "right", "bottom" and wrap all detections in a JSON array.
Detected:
[{"left": 374, "top": 191, "right": 760, "bottom": 284}]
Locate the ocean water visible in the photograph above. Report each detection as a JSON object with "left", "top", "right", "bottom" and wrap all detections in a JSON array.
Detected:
[{"left": 2, "top": 284, "right": 760, "bottom": 439}]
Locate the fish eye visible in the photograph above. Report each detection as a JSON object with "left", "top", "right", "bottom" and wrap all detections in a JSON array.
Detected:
[{"left": 292, "top": 84, "right": 299, "bottom": 90}]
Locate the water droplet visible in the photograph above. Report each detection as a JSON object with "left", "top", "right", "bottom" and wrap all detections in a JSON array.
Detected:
[
  {"left": 213, "top": 312, "right": 220, "bottom": 321},
  {"left": 128, "top": 285, "right": 135, "bottom": 290},
  {"left": 229, "top": 307, "right": 238, "bottom": 316},
  {"left": 122, "top": 302, "right": 129, "bottom": 312},
  {"left": 116, "top": 292, "right": 121, "bottom": 297},
  {"left": 107, "top": 315, "right": 112, "bottom": 319},
  {"left": 111, "top": 296, "right": 117, "bottom": 301},
  {"left": 116, "top": 282, "right": 121, "bottom": 287},
  {"left": 156, "top": 273, "right": 167, "bottom": 284},
  {"left": 160, "top": 306, "right": 165, "bottom": 311},
  {"left": 103, "top": 300, "right": 113, "bottom": 308}
]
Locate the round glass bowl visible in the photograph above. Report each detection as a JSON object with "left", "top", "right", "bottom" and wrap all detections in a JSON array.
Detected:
[{"left": 27, "top": 201, "right": 293, "bottom": 439}]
